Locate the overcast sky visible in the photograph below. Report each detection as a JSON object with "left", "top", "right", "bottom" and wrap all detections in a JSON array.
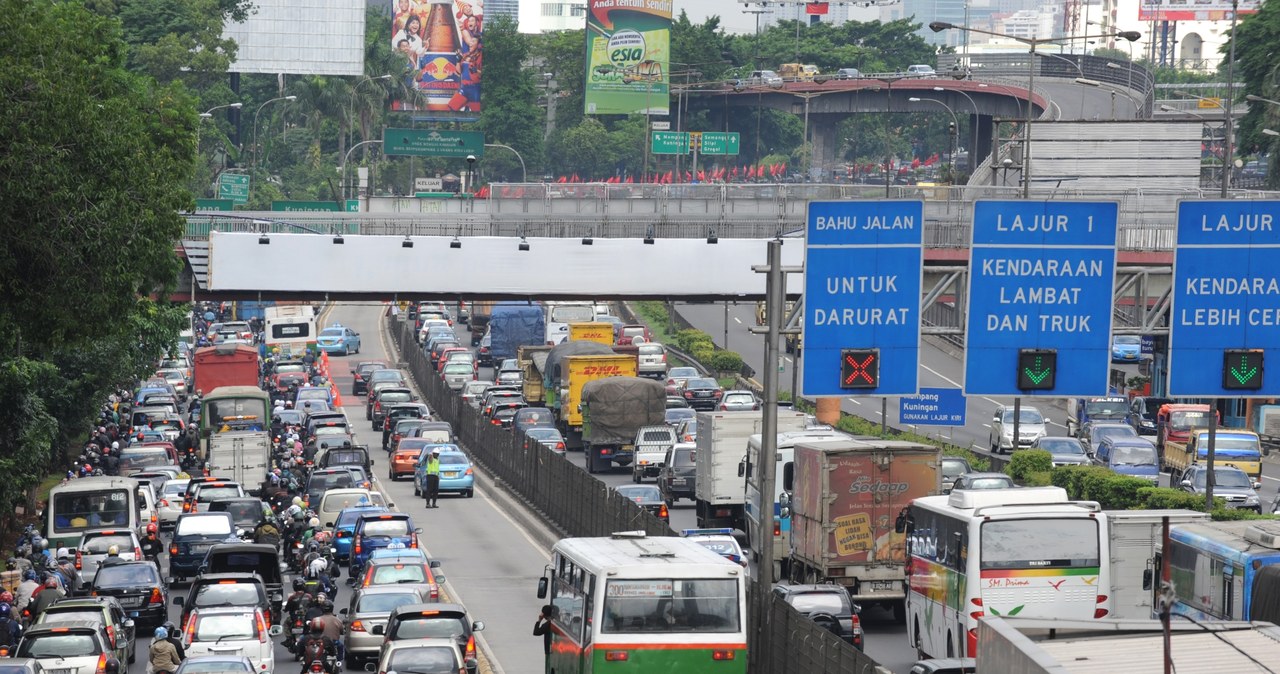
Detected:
[{"left": 676, "top": 0, "right": 760, "bottom": 35}]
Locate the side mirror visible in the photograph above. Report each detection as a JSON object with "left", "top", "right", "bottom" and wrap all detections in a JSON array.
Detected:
[
  {"left": 415, "top": 528, "right": 424, "bottom": 534},
  {"left": 737, "top": 462, "right": 745, "bottom": 478},
  {"left": 123, "top": 619, "right": 135, "bottom": 630},
  {"left": 1142, "top": 569, "right": 1153, "bottom": 591},
  {"left": 268, "top": 625, "right": 283, "bottom": 637},
  {"left": 472, "top": 620, "right": 485, "bottom": 632},
  {"left": 371, "top": 625, "right": 385, "bottom": 636},
  {"left": 412, "top": 395, "right": 419, "bottom": 401},
  {"left": 537, "top": 576, "right": 549, "bottom": 599},
  {"left": 364, "top": 664, "right": 376, "bottom": 672},
  {"left": 429, "top": 560, "right": 442, "bottom": 568},
  {"left": 1254, "top": 481, "right": 1263, "bottom": 491},
  {"left": 782, "top": 463, "right": 794, "bottom": 492}
]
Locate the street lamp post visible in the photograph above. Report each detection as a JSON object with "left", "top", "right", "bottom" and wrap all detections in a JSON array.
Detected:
[
  {"left": 342, "top": 139, "right": 382, "bottom": 203},
  {"left": 348, "top": 75, "right": 392, "bottom": 153},
  {"left": 870, "top": 77, "right": 905, "bottom": 197},
  {"left": 1180, "top": 89, "right": 1236, "bottom": 194},
  {"left": 909, "top": 97, "right": 960, "bottom": 181},
  {"left": 935, "top": 86, "right": 978, "bottom": 172},
  {"left": 252, "top": 95, "right": 296, "bottom": 173},
  {"left": 199, "top": 102, "right": 243, "bottom": 156},
  {"left": 484, "top": 143, "right": 527, "bottom": 182},
  {"left": 929, "top": 22, "right": 1140, "bottom": 197}
]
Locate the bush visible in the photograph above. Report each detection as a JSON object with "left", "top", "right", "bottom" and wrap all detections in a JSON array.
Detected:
[
  {"left": 1135, "top": 487, "right": 1207, "bottom": 511},
  {"left": 1050, "top": 465, "right": 1150, "bottom": 510},
  {"left": 1007, "top": 450, "right": 1053, "bottom": 482},
  {"left": 1023, "top": 471, "right": 1054, "bottom": 487},
  {"left": 708, "top": 350, "right": 744, "bottom": 374},
  {"left": 675, "top": 329, "right": 711, "bottom": 352},
  {"left": 635, "top": 301, "right": 668, "bottom": 325},
  {"left": 691, "top": 345, "right": 715, "bottom": 365},
  {"left": 1209, "top": 508, "right": 1277, "bottom": 521}
]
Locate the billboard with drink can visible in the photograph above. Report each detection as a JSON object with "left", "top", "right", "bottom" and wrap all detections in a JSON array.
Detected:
[
  {"left": 391, "top": 0, "right": 482, "bottom": 115},
  {"left": 583, "top": 0, "right": 672, "bottom": 116}
]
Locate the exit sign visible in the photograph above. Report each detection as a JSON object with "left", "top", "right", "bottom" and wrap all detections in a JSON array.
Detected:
[
  {"left": 1017, "top": 349, "right": 1057, "bottom": 390},
  {"left": 1223, "top": 350, "right": 1264, "bottom": 390}
]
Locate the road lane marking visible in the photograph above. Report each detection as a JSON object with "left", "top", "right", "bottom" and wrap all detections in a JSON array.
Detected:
[
  {"left": 920, "top": 364, "right": 962, "bottom": 388},
  {"left": 734, "top": 317, "right": 742, "bottom": 324},
  {"left": 848, "top": 399, "right": 862, "bottom": 405}
]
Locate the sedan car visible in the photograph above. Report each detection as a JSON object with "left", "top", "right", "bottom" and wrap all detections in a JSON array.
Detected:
[
  {"left": 1111, "top": 335, "right": 1142, "bottom": 362},
  {"left": 718, "top": 390, "right": 759, "bottom": 411},
  {"left": 15, "top": 620, "right": 112, "bottom": 674},
  {"left": 1083, "top": 422, "right": 1138, "bottom": 454},
  {"left": 614, "top": 484, "right": 669, "bottom": 522},
  {"left": 682, "top": 528, "right": 747, "bottom": 567},
  {"left": 373, "top": 639, "right": 465, "bottom": 674},
  {"left": 389, "top": 444, "right": 422, "bottom": 481},
  {"left": 174, "top": 573, "right": 269, "bottom": 631},
  {"left": 772, "top": 583, "right": 863, "bottom": 650},
  {"left": 435, "top": 449, "right": 475, "bottom": 498},
  {"left": 940, "top": 457, "right": 971, "bottom": 494},
  {"left": 88, "top": 561, "right": 167, "bottom": 628},
  {"left": 173, "top": 655, "right": 256, "bottom": 674},
  {"left": 350, "top": 361, "right": 388, "bottom": 396},
  {"left": 359, "top": 560, "right": 441, "bottom": 602},
  {"left": 486, "top": 401, "right": 526, "bottom": 428},
  {"left": 340, "top": 586, "right": 433, "bottom": 667},
  {"left": 681, "top": 378, "right": 724, "bottom": 410},
  {"left": 169, "top": 512, "right": 238, "bottom": 582},
  {"left": 950, "top": 473, "right": 1015, "bottom": 491},
  {"left": 1180, "top": 465, "right": 1261, "bottom": 512},
  {"left": 1030, "top": 436, "right": 1091, "bottom": 467},
  {"left": 522, "top": 427, "right": 566, "bottom": 454},
  {"left": 459, "top": 381, "right": 490, "bottom": 408},
  {"left": 182, "top": 606, "right": 279, "bottom": 673},
  {"left": 664, "top": 407, "right": 696, "bottom": 427}
]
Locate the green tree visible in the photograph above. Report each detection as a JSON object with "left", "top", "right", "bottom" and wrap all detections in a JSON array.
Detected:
[
  {"left": 1226, "top": 2, "right": 1280, "bottom": 184},
  {"left": 479, "top": 15, "right": 545, "bottom": 181},
  {"left": 110, "top": 0, "right": 252, "bottom": 87},
  {"left": 530, "top": 29, "right": 588, "bottom": 133},
  {"left": 549, "top": 118, "right": 618, "bottom": 178}
]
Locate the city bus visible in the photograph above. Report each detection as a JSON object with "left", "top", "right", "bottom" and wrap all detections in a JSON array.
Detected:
[
  {"left": 1162, "top": 520, "right": 1280, "bottom": 621},
  {"left": 743, "top": 426, "right": 848, "bottom": 577},
  {"left": 263, "top": 305, "right": 317, "bottom": 357},
  {"left": 535, "top": 532, "right": 747, "bottom": 673},
  {"left": 901, "top": 487, "right": 1112, "bottom": 659},
  {"left": 45, "top": 476, "right": 142, "bottom": 549}
]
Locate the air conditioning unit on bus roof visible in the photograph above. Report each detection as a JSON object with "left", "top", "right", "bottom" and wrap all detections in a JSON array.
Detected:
[
  {"left": 1244, "top": 522, "right": 1280, "bottom": 549},
  {"left": 947, "top": 486, "right": 1070, "bottom": 510}
]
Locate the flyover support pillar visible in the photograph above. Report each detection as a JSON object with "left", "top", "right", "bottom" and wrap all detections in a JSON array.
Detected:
[
  {"left": 972, "top": 114, "right": 996, "bottom": 173},
  {"left": 815, "top": 397, "right": 841, "bottom": 426},
  {"left": 808, "top": 115, "right": 841, "bottom": 182}
]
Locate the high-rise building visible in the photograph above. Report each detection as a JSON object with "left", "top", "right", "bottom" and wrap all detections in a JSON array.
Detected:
[
  {"left": 902, "top": 0, "right": 970, "bottom": 45},
  {"left": 518, "top": 0, "right": 587, "bottom": 32},
  {"left": 486, "top": 0, "right": 519, "bottom": 21}
]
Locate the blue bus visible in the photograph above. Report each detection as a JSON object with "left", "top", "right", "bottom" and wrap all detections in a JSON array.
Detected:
[{"left": 1163, "top": 520, "right": 1280, "bottom": 621}]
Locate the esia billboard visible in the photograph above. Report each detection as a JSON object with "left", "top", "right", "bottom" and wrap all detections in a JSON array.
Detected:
[
  {"left": 391, "top": 0, "right": 482, "bottom": 114},
  {"left": 584, "top": 0, "right": 672, "bottom": 115},
  {"left": 1139, "top": 0, "right": 1258, "bottom": 21}
]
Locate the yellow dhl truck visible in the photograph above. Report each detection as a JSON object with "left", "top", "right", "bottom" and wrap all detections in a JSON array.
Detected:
[
  {"left": 569, "top": 322, "right": 614, "bottom": 345},
  {"left": 553, "top": 354, "right": 637, "bottom": 450},
  {"left": 1164, "top": 428, "right": 1262, "bottom": 483}
]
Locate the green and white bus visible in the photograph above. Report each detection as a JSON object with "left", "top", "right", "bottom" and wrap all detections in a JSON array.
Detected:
[{"left": 536, "top": 532, "right": 747, "bottom": 673}]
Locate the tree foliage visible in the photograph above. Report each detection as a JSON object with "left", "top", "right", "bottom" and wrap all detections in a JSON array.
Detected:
[
  {"left": 478, "top": 16, "right": 545, "bottom": 181},
  {"left": 1227, "top": 2, "right": 1280, "bottom": 184}
]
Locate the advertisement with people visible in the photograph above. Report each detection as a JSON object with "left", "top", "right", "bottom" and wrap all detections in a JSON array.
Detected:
[
  {"left": 583, "top": 0, "right": 671, "bottom": 115},
  {"left": 391, "top": 0, "right": 482, "bottom": 115}
]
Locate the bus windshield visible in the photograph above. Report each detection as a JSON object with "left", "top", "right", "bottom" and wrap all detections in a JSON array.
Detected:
[
  {"left": 51, "top": 488, "right": 133, "bottom": 533},
  {"left": 602, "top": 578, "right": 739, "bottom": 633},
  {"left": 980, "top": 518, "right": 1100, "bottom": 570},
  {"left": 205, "top": 398, "right": 267, "bottom": 432}
]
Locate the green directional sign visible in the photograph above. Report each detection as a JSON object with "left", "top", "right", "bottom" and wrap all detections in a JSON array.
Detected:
[
  {"left": 383, "top": 129, "right": 484, "bottom": 158},
  {"left": 195, "top": 198, "right": 234, "bottom": 211},
  {"left": 700, "top": 132, "right": 740, "bottom": 156},
  {"left": 651, "top": 131, "right": 689, "bottom": 155},
  {"left": 271, "top": 201, "right": 347, "bottom": 212},
  {"left": 217, "top": 173, "right": 250, "bottom": 204},
  {"left": 1223, "top": 349, "right": 1264, "bottom": 390},
  {"left": 1017, "top": 349, "right": 1057, "bottom": 390}
]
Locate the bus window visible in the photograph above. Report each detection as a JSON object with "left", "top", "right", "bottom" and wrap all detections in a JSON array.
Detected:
[
  {"left": 51, "top": 488, "right": 131, "bottom": 532},
  {"left": 602, "top": 579, "right": 739, "bottom": 633},
  {"left": 205, "top": 398, "right": 267, "bottom": 432}
]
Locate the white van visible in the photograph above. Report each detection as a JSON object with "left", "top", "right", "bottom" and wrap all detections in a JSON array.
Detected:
[{"left": 317, "top": 488, "right": 375, "bottom": 529}]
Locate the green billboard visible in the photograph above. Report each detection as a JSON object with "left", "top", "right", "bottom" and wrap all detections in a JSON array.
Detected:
[
  {"left": 583, "top": 0, "right": 672, "bottom": 116},
  {"left": 383, "top": 129, "right": 485, "bottom": 158}
]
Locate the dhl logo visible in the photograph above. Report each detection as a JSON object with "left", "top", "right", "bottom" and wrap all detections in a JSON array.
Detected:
[
  {"left": 579, "top": 365, "right": 625, "bottom": 376},
  {"left": 576, "top": 330, "right": 610, "bottom": 338}
]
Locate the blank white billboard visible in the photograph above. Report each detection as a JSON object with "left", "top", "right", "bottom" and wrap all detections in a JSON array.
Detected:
[
  {"left": 207, "top": 233, "right": 803, "bottom": 298},
  {"left": 224, "top": 0, "right": 365, "bottom": 76}
]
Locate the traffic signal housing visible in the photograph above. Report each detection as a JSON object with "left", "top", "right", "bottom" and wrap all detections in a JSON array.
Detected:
[
  {"left": 1017, "top": 349, "right": 1057, "bottom": 391},
  {"left": 839, "top": 349, "right": 880, "bottom": 389},
  {"left": 1223, "top": 349, "right": 1264, "bottom": 390}
]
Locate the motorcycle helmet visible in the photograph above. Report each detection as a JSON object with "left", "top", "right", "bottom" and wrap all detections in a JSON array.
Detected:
[
  {"left": 293, "top": 496, "right": 304, "bottom": 507},
  {"left": 106, "top": 545, "right": 120, "bottom": 557},
  {"left": 31, "top": 537, "right": 45, "bottom": 552},
  {"left": 146, "top": 523, "right": 159, "bottom": 535},
  {"left": 0, "top": 603, "right": 11, "bottom": 620},
  {"left": 309, "top": 618, "right": 324, "bottom": 635},
  {"left": 0, "top": 590, "right": 13, "bottom": 604},
  {"left": 56, "top": 548, "right": 71, "bottom": 561},
  {"left": 154, "top": 627, "right": 168, "bottom": 640},
  {"left": 308, "top": 517, "right": 319, "bottom": 529},
  {"left": 21, "top": 570, "right": 38, "bottom": 582},
  {"left": 293, "top": 578, "right": 306, "bottom": 591}
]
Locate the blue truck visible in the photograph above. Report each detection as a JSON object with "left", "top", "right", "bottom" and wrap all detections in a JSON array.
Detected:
[
  {"left": 1066, "top": 396, "right": 1130, "bottom": 438},
  {"left": 488, "top": 302, "right": 545, "bottom": 361}
]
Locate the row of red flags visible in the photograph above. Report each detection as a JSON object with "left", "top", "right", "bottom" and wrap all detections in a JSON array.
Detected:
[{"left": 553, "top": 162, "right": 790, "bottom": 185}]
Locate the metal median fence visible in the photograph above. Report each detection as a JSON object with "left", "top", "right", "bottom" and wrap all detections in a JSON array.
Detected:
[{"left": 388, "top": 316, "right": 889, "bottom": 674}]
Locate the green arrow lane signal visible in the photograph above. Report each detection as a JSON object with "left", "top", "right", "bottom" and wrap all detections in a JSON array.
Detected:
[
  {"left": 1223, "top": 350, "right": 1264, "bottom": 390},
  {"left": 1016, "top": 349, "right": 1057, "bottom": 390}
]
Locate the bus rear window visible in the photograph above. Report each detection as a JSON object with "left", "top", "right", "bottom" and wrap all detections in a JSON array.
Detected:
[
  {"left": 980, "top": 518, "right": 1100, "bottom": 570},
  {"left": 52, "top": 489, "right": 131, "bottom": 532},
  {"left": 206, "top": 399, "right": 267, "bottom": 432},
  {"left": 602, "top": 579, "right": 739, "bottom": 633}
]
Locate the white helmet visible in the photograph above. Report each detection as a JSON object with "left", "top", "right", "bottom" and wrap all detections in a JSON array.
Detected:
[
  {"left": 308, "top": 517, "right": 320, "bottom": 528},
  {"left": 308, "top": 557, "right": 328, "bottom": 577}
]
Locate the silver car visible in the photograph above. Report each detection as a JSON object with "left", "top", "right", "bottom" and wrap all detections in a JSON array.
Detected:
[
  {"left": 157, "top": 479, "right": 190, "bottom": 529},
  {"left": 989, "top": 404, "right": 1048, "bottom": 453},
  {"left": 15, "top": 620, "right": 112, "bottom": 674},
  {"left": 718, "top": 390, "right": 759, "bottom": 412},
  {"left": 637, "top": 343, "right": 668, "bottom": 379},
  {"left": 441, "top": 363, "right": 475, "bottom": 391},
  {"left": 1181, "top": 465, "right": 1261, "bottom": 512},
  {"left": 342, "top": 586, "right": 433, "bottom": 667},
  {"left": 75, "top": 530, "right": 141, "bottom": 584},
  {"left": 374, "top": 639, "right": 464, "bottom": 674},
  {"left": 459, "top": 381, "right": 490, "bottom": 408}
]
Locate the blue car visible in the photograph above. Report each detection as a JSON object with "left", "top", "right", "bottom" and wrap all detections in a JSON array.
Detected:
[
  {"left": 1098, "top": 436, "right": 1160, "bottom": 484},
  {"left": 333, "top": 504, "right": 388, "bottom": 564},
  {"left": 318, "top": 323, "right": 362, "bottom": 356},
  {"left": 1111, "top": 335, "right": 1141, "bottom": 362},
  {"left": 415, "top": 445, "right": 475, "bottom": 499},
  {"left": 350, "top": 512, "right": 419, "bottom": 573},
  {"left": 169, "top": 512, "right": 239, "bottom": 582}
]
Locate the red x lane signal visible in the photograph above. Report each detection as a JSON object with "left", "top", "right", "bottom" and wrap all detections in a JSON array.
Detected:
[{"left": 840, "top": 349, "right": 879, "bottom": 389}]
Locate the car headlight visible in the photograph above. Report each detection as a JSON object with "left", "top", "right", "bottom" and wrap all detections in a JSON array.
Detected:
[
  {"left": 1247, "top": 495, "right": 1260, "bottom": 506},
  {"left": 1141, "top": 420, "right": 1154, "bottom": 428}
]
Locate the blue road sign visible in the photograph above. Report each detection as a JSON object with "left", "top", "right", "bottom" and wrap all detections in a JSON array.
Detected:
[
  {"left": 803, "top": 200, "right": 923, "bottom": 397},
  {"left": 1170, "top": 200, "right": 1280, "bottom": 397},
  {"left": 964, "top": 199, "right": 1118, "bottom": 396},
  {"left": 899, "top": 387, "right": 966, "bottom": 426},
  {"left": 1141, "top": 334, "right": 1154, "bottom": 356}
]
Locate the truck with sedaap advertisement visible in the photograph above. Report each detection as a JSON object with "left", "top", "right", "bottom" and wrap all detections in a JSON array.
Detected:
[{"left": 786, "top": 438, "right": 940, "bottom": 617}]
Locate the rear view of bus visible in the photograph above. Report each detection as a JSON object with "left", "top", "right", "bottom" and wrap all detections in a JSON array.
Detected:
[
  {"left": 538, "top": 533, "right": 747, "bottom": 673},
  {"left": 904, "top": 487, "right": 1109, "bottom": 659}
]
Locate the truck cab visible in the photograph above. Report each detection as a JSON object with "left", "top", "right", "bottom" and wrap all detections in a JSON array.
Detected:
[
  {"left": 1165, "top": 428, "right": 1262, "bottom": 483},
  {"left": 1156, "top": 404, "right": 1216, "bottom": 452},
  {"left": 1067, "top": 397, "right": 1130, "bottom": 438}
]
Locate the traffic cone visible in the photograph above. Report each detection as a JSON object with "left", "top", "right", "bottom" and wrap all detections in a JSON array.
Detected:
[{"left": 331, "top": 383, "right": 343, "bottom": 408}]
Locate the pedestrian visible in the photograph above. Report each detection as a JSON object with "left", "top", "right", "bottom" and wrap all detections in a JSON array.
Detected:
[{"left": 424, "top": 448, "right": 441, "bottom": 507}]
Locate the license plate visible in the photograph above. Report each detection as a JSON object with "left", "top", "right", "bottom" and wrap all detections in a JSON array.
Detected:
[
  {"left": 129, "top": 611, "right": 141, "bottom": 618},
  {"left": 122, "top": 596, "right": 145, "bottom": 607},
  {"left": 47, "top": 669, "right": 73, "bottom": 674},
  {"left": 672, "top": 478, "right": 686, "bottom": 485},
  {"left": 869, "top": 580, "right": 897, "bottom": 592},
  {"left": 191, "top": 544, "right": 211, "bottom": 554},
  {"left": 697, "top": 391, "right": 710, "bottom": 397},
  {"left": 443, "top": 472, "right": 458, "bottom": 478}
]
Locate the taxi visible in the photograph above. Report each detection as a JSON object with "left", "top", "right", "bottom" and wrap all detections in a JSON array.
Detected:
[
  {"left": 318, "top": 323, "right": 362, "bottom": 356},
  {"left": 389, "top": 441, "right": 425, "bottom": 481},
  {"left": 414, "top": 445, "right": 474, "bottom": 499},
  {"left": 681, "top": 528, "right": 747, "bottom": 567}
]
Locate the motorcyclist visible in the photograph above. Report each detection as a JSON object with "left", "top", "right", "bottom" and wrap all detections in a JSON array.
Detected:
[
  {"left": 0, "top": 603, "right": 23, "bottom": 652},
  {"left": 303, "top": 592, "right": 328, "bottom": 623},
  {"left": 295, "top": 618, "right": 338, "bottom": 674},
  {"left": 149, "top": 627, "right": 183, "bottom": 674},
  {"left": 315, "top": 600, "right": 345, "bottom": 662},
  {"left": 254, "top": 517, "right": 282, "bottom": 547},
  {"left": 27, "top": 577, "right": 64, "bottom": 618},
  {"left": 101, "top": 545, "right": 128, "bottom": 568},
  {"left": 14, "top": 571, "right": 40, "bottom": 613},
  {"left": 283, "top": 579, "right": 312, "bottom": 649},
  {"left": 140, "top": 524, "right": 164, "bottom": 560},
  {"left": 305, "top": 555, "right": 334, "bottom": 597}
]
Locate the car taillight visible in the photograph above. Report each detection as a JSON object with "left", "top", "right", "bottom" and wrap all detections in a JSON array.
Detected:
[
  {"left": 183, "top": 501, "right": 191, "bottom": 512},
  {"left": 774, "top": 521, "right": 781, "bottom": 536},
  {"left": 428, "top": 583, "right": 439, "bottom": 600},
  {"left": 256, "top": 610, "right": 268, "bottom": 642},
  {"left": 170, "top": 544, "right": 178, "bottom": 556},
  {"left": 95, "top": 653, "right": 108, "bottom": 674},
  {"left": 465, "top": 634, "right": 475, "bottom": 658},
  {"left": 135, "top": 547, "right": 143, "bottom": 559},
  {"left": 105, "top": 625, "right": 117, "bottom": 648},
  {"left": 465, "top": 467, "right": 473, "bottom": 475},
  {"left": 492, "top": 419, "right": 500, "bottom": 426},
  {"left": 75, "top": 551, "right": 82, "bottom": 570},
  {"left": 410, "top": 532, "right": 419, "bottom": 549},
  {"left": 349, "top": 620, "right": 365, "bottom": 632},
  {"left": 556, "top": 442, "right": 565, "bottom": 450},
  {"left": 719, "top": 404, "right": 727, "bottom": 410},
  {"left": 354, "top": 535, "right": 362, "bottom": 555},
  {"left": 713, "top": 390, "right": 723, "bottom": 398},
  {"left": 148, "top": 587, "right": 163, "bottom": 605}
]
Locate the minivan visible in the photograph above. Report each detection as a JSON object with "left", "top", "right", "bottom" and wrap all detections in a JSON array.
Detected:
[
  {"left": 658, "top": 443, "right": 696, "bottom": 505},
  {"left": 906, "top": 64, "right": 936, "bottom": 76},
  {"left": 636, "top": 343, "right": 667, "bottom": 379}
]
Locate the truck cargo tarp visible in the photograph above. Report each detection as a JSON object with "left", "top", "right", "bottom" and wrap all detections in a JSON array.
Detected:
[
  {"left": 530, "top": 351, "right": 550, "bottom": 375},
  {"left": 582, "top": 377, "right": 667, "bottom": 444},
  {"left": 489, "top": 304, "right": 545, "bottom": 360},
  {"left": 545, "top": 341, "right": 615, "bottom": 383}
]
